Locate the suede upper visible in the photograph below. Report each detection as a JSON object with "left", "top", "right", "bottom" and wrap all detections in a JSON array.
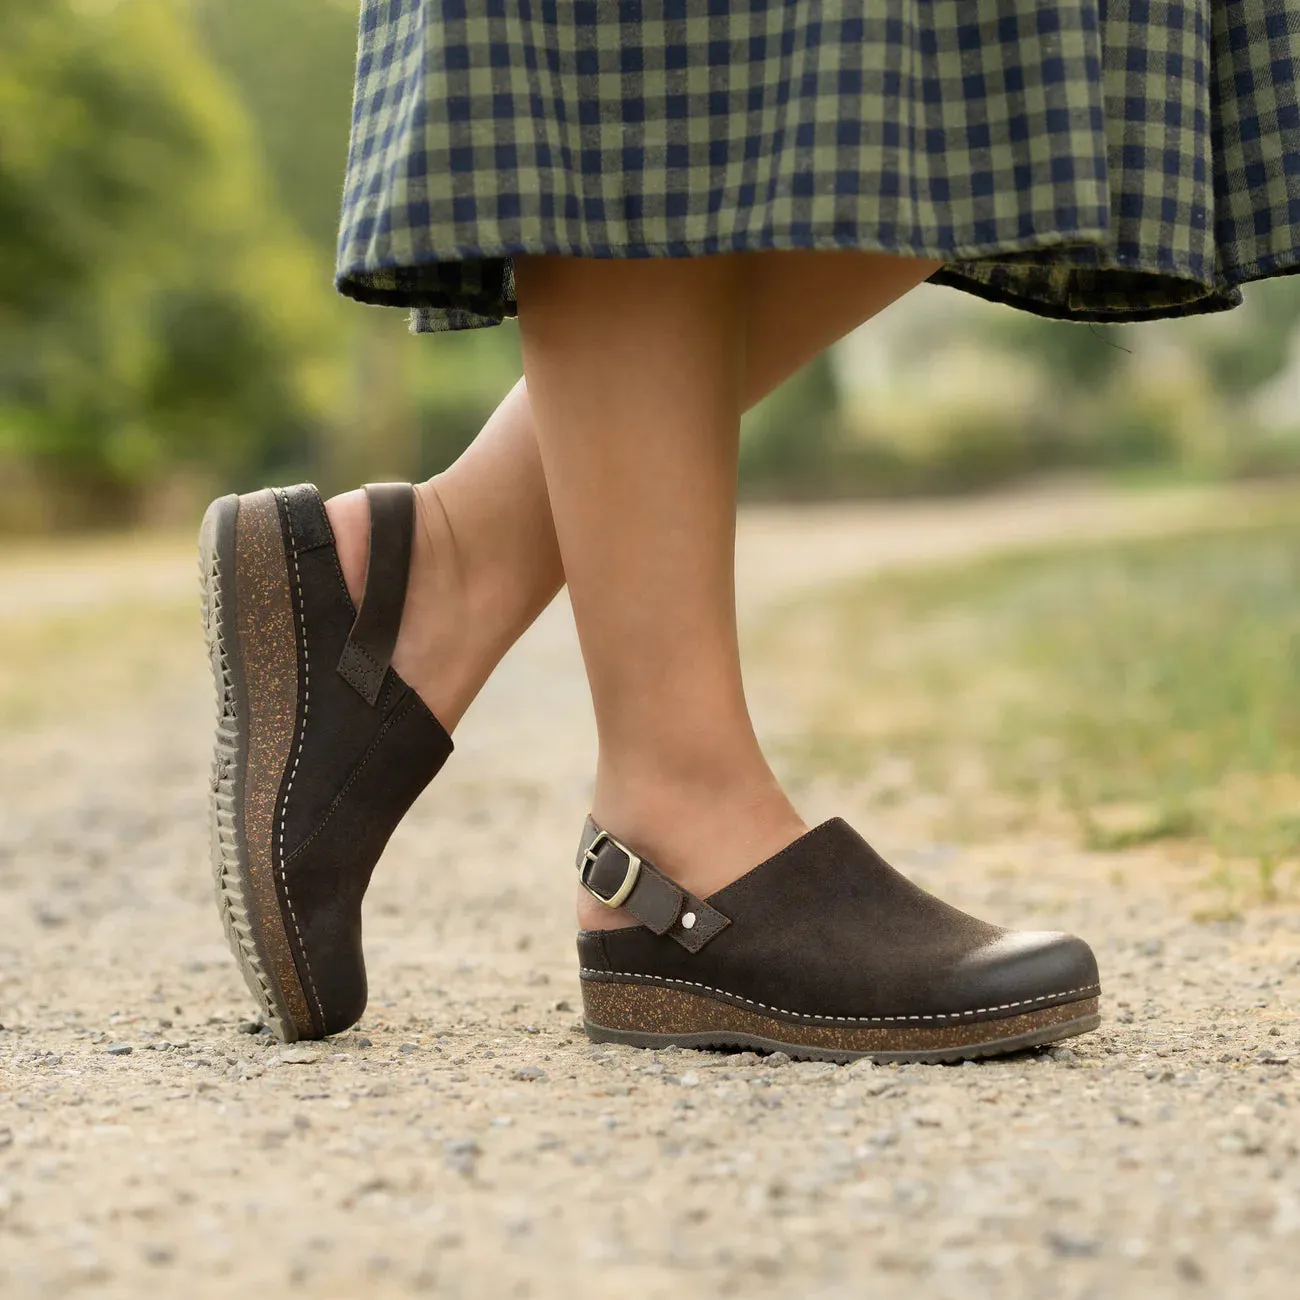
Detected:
[
  {"left": 578, "top": 817, "right": 1099, "bottom": 1023},
  {"left": 272, "top": 484, "right": 453, "bottom": 1035}
]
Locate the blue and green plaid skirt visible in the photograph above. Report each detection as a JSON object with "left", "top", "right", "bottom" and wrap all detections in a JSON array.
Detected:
[{"left": 335, "top": 1, "right": 1300, "bottom": 332}]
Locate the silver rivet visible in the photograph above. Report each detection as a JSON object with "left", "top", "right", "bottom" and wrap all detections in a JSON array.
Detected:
[{"left": 681, "top": 912, "right": 696, "bottom": 930}]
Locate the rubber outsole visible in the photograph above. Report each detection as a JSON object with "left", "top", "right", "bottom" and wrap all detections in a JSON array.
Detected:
[
  {"left": 583, "top": 1011, "right": 1102, "bottom": 1064},
  {"left": 200, "top": 491, "right": 315, "bottom": 1043}
]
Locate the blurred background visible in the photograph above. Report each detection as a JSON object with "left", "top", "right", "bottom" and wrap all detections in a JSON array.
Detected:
[
  {"left": 1, "top": 0, "right": 1297, "bottom": 903},
  {"left": 5, "top": 0, "right": 1300, "bottom": 533}
]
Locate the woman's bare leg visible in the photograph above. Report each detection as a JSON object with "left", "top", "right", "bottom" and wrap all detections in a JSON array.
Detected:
[
  {"left": 509, "top": 250, "right": 947, "bottom": 930},
  {"left": 326, "top": 250, "right": 943, "bottom": 734},
  {"left": 515, "top": 251, "right": 770, "bottom": 929}
]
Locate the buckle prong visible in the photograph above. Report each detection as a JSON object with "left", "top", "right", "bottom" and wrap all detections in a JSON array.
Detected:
[{"left": 578, "top": 829, "right": 642, "bottom": 909}]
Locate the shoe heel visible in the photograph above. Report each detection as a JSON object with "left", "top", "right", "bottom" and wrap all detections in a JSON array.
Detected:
[{"left": 201, "top": 489, "right": 319, "bottom": 1042}]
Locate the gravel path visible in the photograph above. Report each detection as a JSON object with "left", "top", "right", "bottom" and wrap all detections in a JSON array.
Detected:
[{"left": 1, "top": 483, "right": 1296, "bottom": 1299}]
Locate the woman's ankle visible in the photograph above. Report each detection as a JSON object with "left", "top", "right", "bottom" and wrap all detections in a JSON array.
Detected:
[
  {"left": 325, "top": 469, "right": 563, "bottom": 732},
  {"left": 576, "top": 767, "right": 808, "bottom": 931},
  {"left": 323, "top": 478, "right": 479, "bottom": 729}
]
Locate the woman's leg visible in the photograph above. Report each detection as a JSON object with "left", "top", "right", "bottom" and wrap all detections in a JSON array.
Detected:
[
  {"left": 513, "top": 250, "right": 772, "bottom": 928},
  {"left": 326, "top": 250, "right": 944, "bottom": 734},
  {"left": 511, "top": 249, "right": 945, "bottom": 931}
]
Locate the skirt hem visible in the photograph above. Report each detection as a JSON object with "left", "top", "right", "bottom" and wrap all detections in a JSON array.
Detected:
[{"left": 334, "top": 219, "right": 1300, "bottom": 330}]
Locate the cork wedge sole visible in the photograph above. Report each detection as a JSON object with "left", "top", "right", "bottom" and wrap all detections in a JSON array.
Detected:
[
  {"left": 581, "top": 978, "right": 1101, "bottom": 1064},
  {"left": 200, "top": 490, "right": 319, "bottom": 1043}
]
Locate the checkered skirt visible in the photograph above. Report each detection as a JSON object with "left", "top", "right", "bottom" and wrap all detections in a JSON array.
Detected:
[{"left": 335, "top": 1, "right": 1300, "bottom": 332}]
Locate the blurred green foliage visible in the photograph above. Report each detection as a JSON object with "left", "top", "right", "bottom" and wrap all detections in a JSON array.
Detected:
[
  {"left": 2, "top": 1, "right": 1299, "bottom": 530},
  {"left": 194, "top": 0, "right": 359, "bottom": 256},
  {"left": 766, "top": 506, "right": 1300, "bottom": 906},
  {"left": 0, "top": 0, "right": 346, "bottom": 527},
  {"left": 741, "top": 284, "right": 1300, "bottom": 499}
]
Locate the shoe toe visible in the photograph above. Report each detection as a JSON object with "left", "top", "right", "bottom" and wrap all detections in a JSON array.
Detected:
[{"left": 937, "top": 930, "right": 1100, "bottom": 1014}]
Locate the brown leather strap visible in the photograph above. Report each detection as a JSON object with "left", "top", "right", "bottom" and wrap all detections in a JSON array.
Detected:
[
  {"left": 336, "top": 482, "right": 415, "bottom": 706},
  {"left": 575, "top": 816, "right": 730, "bottom": 954}
]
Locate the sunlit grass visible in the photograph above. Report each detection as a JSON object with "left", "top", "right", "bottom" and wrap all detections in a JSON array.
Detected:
[
  {"left": 0, "top": 599, "right": 201, "bottom": 730},
  {"left": 759, "top": 515, "right": 1300, "bottom": 911}
]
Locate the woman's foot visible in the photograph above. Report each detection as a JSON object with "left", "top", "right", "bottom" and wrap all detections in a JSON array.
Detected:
[{"left": 574, "top": 812, "right": 1102, "bottom": 1063}]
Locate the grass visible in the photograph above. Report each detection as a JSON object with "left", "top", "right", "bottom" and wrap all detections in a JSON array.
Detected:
[
  {"left": 757, "top": 514, "right": 1300, "bottom": 912},
  {"left": 0, "top": 529, "right": 201, "bottom": 729},
  {"left": 0, "top": 598, "right": 201, "bottom": 730}
]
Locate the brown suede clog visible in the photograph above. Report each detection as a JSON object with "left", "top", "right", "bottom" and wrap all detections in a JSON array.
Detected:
[
  {"left": 576, "top": 816, "right": 1101, "bottom": 1063},
  {"left": 199, "top": 483, "right": 453, "bottom": 1041}
]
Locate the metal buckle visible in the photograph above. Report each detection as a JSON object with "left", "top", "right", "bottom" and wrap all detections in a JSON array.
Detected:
[{"left": 577, "top": 829, "right": 642, "bottom": 909}]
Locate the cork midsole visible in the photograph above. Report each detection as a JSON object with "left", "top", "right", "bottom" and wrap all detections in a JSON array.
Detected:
[
  {"left": 202, "top": 489, "right": 317, "bottom": 1042},
  {"left": 231, "top": 488, "right": 319, "bottom": 1038},
  {"left": 581, "top": 977, "right": 1100, "bottom": 1056}
]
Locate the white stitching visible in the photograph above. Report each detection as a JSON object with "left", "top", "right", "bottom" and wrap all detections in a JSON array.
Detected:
[
  {"left": 578, "top": 970, "right": 1100, "bottom": 1024},
  {"left": 279, "top": 492, "right": 327, "bottom": 1027}
]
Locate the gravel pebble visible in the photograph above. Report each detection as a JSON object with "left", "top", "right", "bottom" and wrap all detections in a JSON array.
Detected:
[
  {"left": 1047, "top": 1231, "right": 1101, "bottom": 1259},
  {"left": 275, "top": 1046, "right": 321, "bottom": 1066}
]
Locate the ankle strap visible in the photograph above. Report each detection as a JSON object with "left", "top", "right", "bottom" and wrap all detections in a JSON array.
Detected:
[
  {"left": 576, "top": 816, "right": 730, "bottom": 953},
  {"left": 336, "top": 482, "right": 415, "bottom": 706}
]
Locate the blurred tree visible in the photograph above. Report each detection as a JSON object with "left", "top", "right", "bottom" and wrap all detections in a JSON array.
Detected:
[
  {"left": 193, "top": 0, "right": 359, "bottom": 257},
  {"left": 980, "top": 312, "right": 1131, "bottom": 390},
  {"left": 1197, "top": 276, "right": 1300, "bottom": 398},
  {"left": 195, "top": 0, "right": 526, "bottom": 493},
  {"left": 739, "top": 352, "right": 845, "bottom": 497},
  {"left": 0, "top": 0, "right": 341, "bottom": 527}
]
